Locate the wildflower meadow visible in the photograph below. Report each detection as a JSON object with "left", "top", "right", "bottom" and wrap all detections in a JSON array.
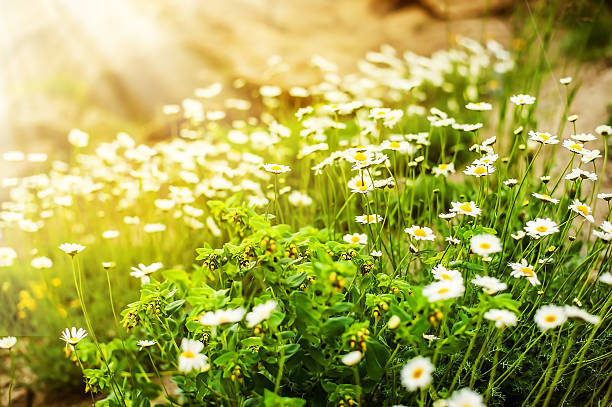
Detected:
[{"left": 1, "top": 3, "right": 611, "bottom": 407}]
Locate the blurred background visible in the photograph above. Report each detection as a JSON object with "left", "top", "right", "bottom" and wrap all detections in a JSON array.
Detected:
[
  {"left": 0, "top": 0, "right": 519, "bottom": 170},
  {"left": 1, "top": 0, "right": 610, "bottom": 172}
]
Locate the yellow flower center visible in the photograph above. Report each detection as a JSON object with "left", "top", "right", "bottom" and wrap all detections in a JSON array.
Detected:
[
  {"left": 441, "top": 273, "right": 451, "bottom": 280},
  {"left": 351, "top": 236, "right": 361, "bottom": 243},
  {"left": 181, "top": 351, "right": 195, "bottom": 359},
  {"left": 413, "top": 228, "right": 427, "bottom": 237},
  {"left": 438, "top": 288, "right": 449, "bottom": 294},
  {"left": 521, "top": 267, "right": 534, "bottom": 277},
  {"left": 576, "top": 205, "right": 589, "bottom": 216},
  {"left": 70, "top": 337, "right": 78, "bottom": 342},
  {"left": 366, "top": 215, "right": 375, "bottom": 222},
  {"left": 377, "top": 111, "right": 385, "bottom": 116},
  {"left": 459, "top": 203, "right": 473, "bottom": 212},
  {"left": 355, "top": 180, "right": 364, "bottom": 187},
  {"left": 359, "top": 185, "right": 369, "bottom": 191},
  {"left": 439, "top": 164, "right": 447, "bottom": 170},
  {"left": 570, "top": 144, "right": 582, "bottom": 151},
  {"left": 536, "top": 225, "right": 548, "bottom": 232},
  {"left": 540, "top": 133, "right": 549, "bottom": 141},
  {"left": 412, "top": 367, "right": 424, "bottom": 379},
  {"left": 389, "top": 141, "right": 401, "bottom": 149},
  {"left": 474, "top": 166, "right": 487, "bottom": 175},
  {"left": 542, "top": 194, "right": 551, "bottom": 199},
  {"left": 545, "top": 315, "right": 556, "bottom": 323},
  {"left": 271, "top": 165, "right": 281, "bottom": 171},
  {"left": 354, "top": 152, "right": 367, "bottom": 162},
  {"left": 480, "top": 243, "right": 491, "bottom": 250}
]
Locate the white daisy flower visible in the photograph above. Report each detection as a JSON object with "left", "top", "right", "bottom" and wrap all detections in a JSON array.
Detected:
[
  {"left": 534, "top": 305, "right": 567, "bottom": 331},
  {"left": 31, "top": 256, "right": 53, "bottom": 269},
  {"left": 102, "top": 230, "right": 120, "bottom": 239},
  {"left": 68, "top": 129, "right": 89, "bottom": 148},
  {"left": 0, "top": 337, "right": 17, "bottom": 349},
  {"left": 482, "top": 136, "right": 496, "bottom": 146},
  {"left": 374, "top": 177, "right": 395, "bottom": 189},
  {"left": 595, "top": 124, "right": 611, "bottom": 136},
  {"left": 562, "top": 139, "right": 587, "bottom": 154},
  {"left": 511, "top": 230, "right": 526, "bottom": 240},
  {"left": 568, "top": 200, "right": 594, "bottom": 223},
  {"left": 581, "top": 149, "right": 602, "bottom": 163},
  {"left": 447, "top": 388, "right": 486, "bottom": 407},
  {"left": 178, "top": 338, "right": 210, "bottom": 372},
  {"left": 563, "top": 306, "right": 600, "bottom": 325},
  {"left": 593, "top": 221, "right": 612, "bottom": 241},
  {"left": 370, "top": 250, "right": 383, "bottom": 258},
  {"left": 484, "top": 309, "right": 517, "bottom": 328},
  {"left": 422, "top": 280, "right": 465, "bottom": 302},
  {"left": 200, "top": 308, "right": 246, "bottom": 326},
  {"left": 60, "top": 327, "right": 88, "bottom": 346},
  {"left": 369, "top": 107, "right": 391, "bottom": 120},
  {"left": 450, "top": 201, "right": 481, "bottom": 217},
  {"left": 381, "top": 140, "right": 414, "bottom": 154},
  {"left": 0, "top": 247, "right": 17, "bottom": 267},
  {"left": 510, "top": 94, "right": 536, "bottom": 105},
  {"left": 457, "top": 123, "right": 484, "bottom": 132},
  {"left": 471, "top": 275, "right": 507, "bottom": 294},
  {"left": 508, "top": 259, "right": 540, "bottom": 286},
  {"left": 347, "top": 174, "right": 373, "bottom": 191},
  {"left": 130, "top": 262, "right": 163, "bottom": 284},
  {"left": 470, "top": 234, "right": 501, "bottom": 257},
  {"left": 571, "top": 133, "right": 596, "bottom": 142},
  {"left": 445, "top": 236, "right": 461, "bottom": 245},
  {"left": 263, "top": 164, "right": 291, "bottom": 174},
  {"left": 504, "top": 178, "right": 518, "bottom": 187},
  {"left": 432, "top": 163, "right": 455, "bottom": 177},
  {"left": 528, "top": 131, "right": 559, "bottom": 145},
  {"left": 593, "top": 229, "right": 612, "bottom": 241},
  {"left": 598, "top": 192, "right": 612, "bottom": 201},
  {"left": 598, "top": 272, "right": 612, "bottom": 285},
  {"left": 439, "top": 212, "right": 457, "bottom": 220},
  {"left": 532, "top": 193, "right": 559, "bottom": 204},
  {"left": 137, "top": 339, "right": 156, "bottom": 350},
  {"left": 260, "top": 85, "right": 281, "bottom": 97},
  {"left": 431, "top": 265, "right": 463, "bottom": 283},
  {"left": 464, "top": 163, "right": 495, "bottom": 177},
  {"left": 246, "top": 300, "right": 278, "bottom": 327},
  {"left": 475, "top": 154, "right": 499, "bottom": 165},
  {"left": 524, "top": 218, "right": 559, "bottom": 239},
  {"left": 345, "top": 149, "right": 374, "bottom": 165},
  {"left": 465, "top": 102, "right": 492, "bottom": 111},
  {"left": 59, "top": 243, "right": 86, "bottom": 257},
  {"left": 144, "top": 223, "right": 166, "bottom": 233},
  {"left": 355, "top": 214, "right": 383, "bottom": 224},
  {"left": 400, "top": 356, "right": 434, "bottom": 391},
  {"left": 343, "top": 233, "right": 368, "bottom": 245},
  {"left": 405, "top": 225, "right": 435, "bottom": 241},
  {"left": 341, "top": 350, "right": 363, "bottom": 366},
  {"left": 559, "top": 77, "right": 572, "bottom": 85},
  {"left": 565, "top": 168, "right": 597, "bottom": 182}
]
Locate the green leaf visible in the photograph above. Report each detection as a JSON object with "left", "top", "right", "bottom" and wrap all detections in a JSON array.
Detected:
[
  {"left": 321, "top": 317, "right": 353, "bottom": 338},
  {"left": 165, "top": 299, "right": 185, "bottom": 313},
  {"left": 213, "top": 351, "right": 237, "bottom": 366},
  {"left": 263, "top": 389, "right": 306, "bottom": 407},
  {"left": 364, "top": 340, "right": 390, "bottom": 381}
]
